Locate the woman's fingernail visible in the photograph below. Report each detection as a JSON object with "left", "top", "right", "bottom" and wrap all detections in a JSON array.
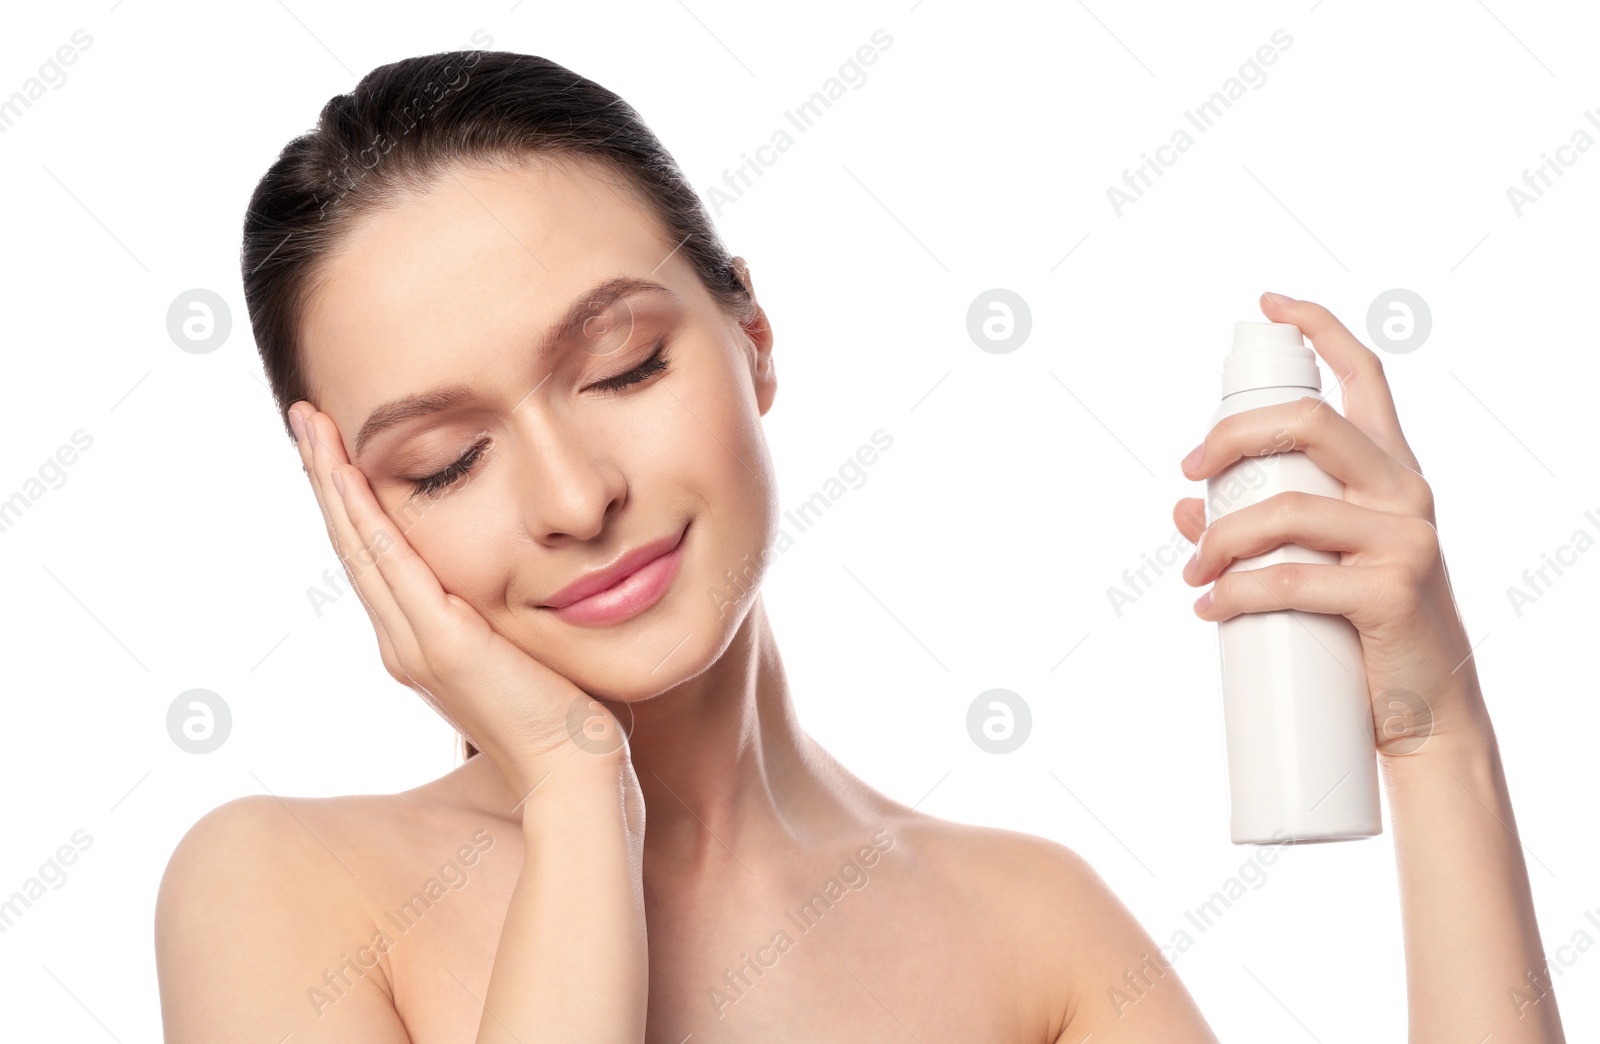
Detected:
[
  {"left": 289, "top": 409, "right": 306, "bottom": 442},
  {"left": 1263, "top": 291, "right": 1294, "bottom": 305},
  {"left": 1194, "top": 590, "right": 1212, "bottom": 614},
  {"left": 1181, "top": 444, "right": 1204, "bottom": 473},
  {"left": 307, "top": 418, "right": 318, "bottom": 449},
  {"left": 332, "top": 468, "right": 345, "bottom": 496}
]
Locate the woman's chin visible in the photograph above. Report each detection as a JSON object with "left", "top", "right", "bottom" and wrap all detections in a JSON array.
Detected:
[
  {"left": 568, "top": 651, "right": 709, "bottom": 705},
  {"left": 566, "top": 618, "right": 745, "bottom": 704}
]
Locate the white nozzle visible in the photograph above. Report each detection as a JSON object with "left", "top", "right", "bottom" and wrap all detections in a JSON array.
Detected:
[{"left": 1222, "top": 321, "right": 1320, "bottom": 397}]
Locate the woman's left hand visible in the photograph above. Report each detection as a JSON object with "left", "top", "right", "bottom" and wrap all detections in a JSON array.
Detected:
[{"left": 1173, "top": 292, "right": 1491, "bottom": 759}]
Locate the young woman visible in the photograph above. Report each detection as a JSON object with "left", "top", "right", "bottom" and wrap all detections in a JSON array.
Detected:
[{"left": 154, "top": 50, "right": 1567, "bottom": 1044}]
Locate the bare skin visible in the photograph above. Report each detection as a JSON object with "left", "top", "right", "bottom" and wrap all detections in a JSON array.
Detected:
[
  {"left": 154, "top": 621, "right": 1170, "bottom": 1044},
  {"left": 155, "top": 154, "right": 1564, "bottom": 1043}
]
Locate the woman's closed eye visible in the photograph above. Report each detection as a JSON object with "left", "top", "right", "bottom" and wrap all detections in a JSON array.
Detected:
[
  {"left": 588, "top": 338, "right": 670, "bottom": 393},
  {"left": 406, "top": 339, "right": 673, "bottom": 500}
]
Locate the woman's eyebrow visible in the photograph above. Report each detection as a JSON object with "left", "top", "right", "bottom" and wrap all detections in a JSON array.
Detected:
[{"left": 351, "top": 276, "right": 681, "bottom": 459}]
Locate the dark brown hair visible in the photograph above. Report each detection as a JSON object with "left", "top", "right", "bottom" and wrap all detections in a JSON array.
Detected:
[{"left": 241, "top": 49, "right": 754, "bottom": 763}]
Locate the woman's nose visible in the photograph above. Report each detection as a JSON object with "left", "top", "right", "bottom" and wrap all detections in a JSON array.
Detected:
[{"left": 514, "top": 414, "right": 627, "bottom": 543}]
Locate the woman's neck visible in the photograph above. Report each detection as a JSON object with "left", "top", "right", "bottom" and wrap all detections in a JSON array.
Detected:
[
  {"left": 464, "top": 596, "right": 871, "bottom": 871},
  {"left": 605, "top": 596, "right": 853, "bottom": 871}
]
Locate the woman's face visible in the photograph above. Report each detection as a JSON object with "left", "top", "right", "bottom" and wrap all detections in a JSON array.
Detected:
[{"left": 298, "top": 154, "right": 780, "bottom": 699}]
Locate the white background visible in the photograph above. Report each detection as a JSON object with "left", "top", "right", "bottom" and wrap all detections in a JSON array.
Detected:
[{"left": 1, "top": 0, "right": 1596, "bottom": 1039}]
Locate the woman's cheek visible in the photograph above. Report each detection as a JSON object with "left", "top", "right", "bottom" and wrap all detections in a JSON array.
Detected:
[{"left": 421, "top": 518, "right": 504, "bottom": 608}]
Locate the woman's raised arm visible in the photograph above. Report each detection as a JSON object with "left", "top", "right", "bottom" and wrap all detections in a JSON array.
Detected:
[
  {"left": 1054, "top": 293, "right": 1565, "bottom": 1043},
  {"left": 1176, "top": 293, "right": 1565, "bottom": 1043}
]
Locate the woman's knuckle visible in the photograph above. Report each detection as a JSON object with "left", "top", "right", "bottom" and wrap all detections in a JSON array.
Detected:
[
  {"left": 1295, "top": 396, "right": 1328, "bottom": 431},
  {"left": 381, "top": 654, "right": 409, "bottom": 685},
  {"left": 1410, "top": 476, "right": 1436, "bottom": 519},
  {"left": 1385, "top": 567, "right": 1423, "bottom": 615},
  {"left": 1271, "top": 561, "right": 1303, "bottom": 596},
  {"left": 1275, "top": 489, "right": 1312, "bottom": 523},
  {"left": 1397, "top": 518, "right": 1440, "bottom": 576},
  {"left": 1408, "top": 515, "right": 1439, "bottom": 552}
]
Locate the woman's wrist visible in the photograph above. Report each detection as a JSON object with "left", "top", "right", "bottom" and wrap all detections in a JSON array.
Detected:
[
  {"left": 478, "top": 728, "right": 630, "bottom": 805},
  {"left": 1378, "top": 677, "right": 1498, "bottom": 777},
  {"left": 1370, "top": 683, "right": 1560, "bottom": 1042},
  {"left": 516, "top": 748, "right": 642, "bottom": 837},
  {"left": 1376, "top": 691, "right": 1506, "bottom": 827}
]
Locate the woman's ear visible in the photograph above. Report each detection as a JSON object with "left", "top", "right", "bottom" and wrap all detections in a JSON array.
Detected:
[{"left": 730, "top": 257, "right": 776, "bottom": 416}]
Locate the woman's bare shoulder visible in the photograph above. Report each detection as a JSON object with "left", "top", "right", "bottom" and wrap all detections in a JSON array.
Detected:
[
  {"left": 154, "top": 766, "right": 486, "bottom": 1042},
  {"left": 160, "top": 767, "right": 480, "bottom": 886},
  {"left": 159, "top": 790, "right": 410, "bottom": 891},
  {"left": 875, "top": 807, "right": 1117, "bottom": 918},
  {"left": 873, "top": 808, "right": 1217, "bottom": 1042}
]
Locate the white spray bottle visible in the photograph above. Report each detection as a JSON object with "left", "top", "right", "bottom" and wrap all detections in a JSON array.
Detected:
[{"left": 1205, "top": 321, "right": 1381, "bottom": 844}]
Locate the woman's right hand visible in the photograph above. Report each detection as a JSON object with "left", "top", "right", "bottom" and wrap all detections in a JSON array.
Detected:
[
  {"left": 287, "top": 402, "right": 649, "bottom": 1044},
  {"left": 288, "top": 401, "right": 630, "bottom": 804}
]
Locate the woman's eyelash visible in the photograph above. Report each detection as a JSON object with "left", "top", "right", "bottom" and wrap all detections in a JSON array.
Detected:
[
  {"left": 408, "top": 341, "right": 672, "bottom": 499},
  {"left": 590, "top": 339, "right": 670, "bottom": 393},
  {"left": 412, "top": 436, "right": 490, "bottom": 499}
]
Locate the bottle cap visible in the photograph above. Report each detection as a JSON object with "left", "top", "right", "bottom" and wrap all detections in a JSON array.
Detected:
[{"left": 1221, "top": 321, "right": 1320, "bottom": 397}]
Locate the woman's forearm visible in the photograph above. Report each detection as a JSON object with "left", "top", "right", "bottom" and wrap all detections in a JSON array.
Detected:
[
  {"left": 1383, "top": 689, "right": 1565, "bottom": 1044},
  {"left": 474, "top": 754, "right": 649, "bottom": 1044}
]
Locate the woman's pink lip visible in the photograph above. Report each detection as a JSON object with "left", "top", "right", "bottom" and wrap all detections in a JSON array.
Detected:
[{"left": 549, "top": 533, "right": 686, "bottom": 627}]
